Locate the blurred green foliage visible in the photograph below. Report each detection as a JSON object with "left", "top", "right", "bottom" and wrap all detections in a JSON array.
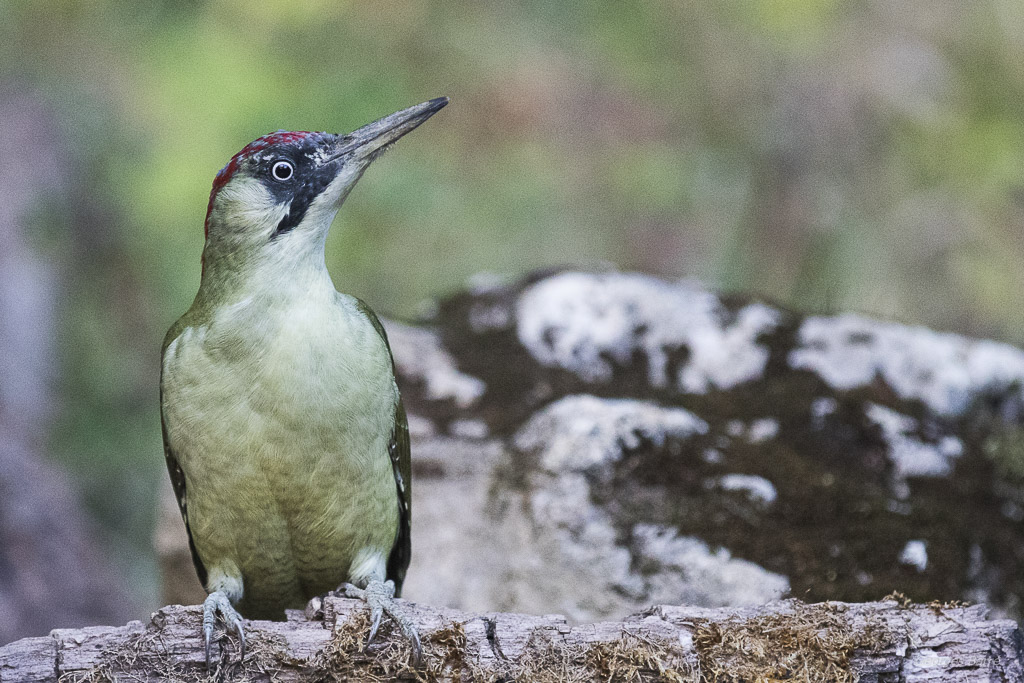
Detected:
[{"left": 2, "top": 0, "right": 1024, "bottom": 611}]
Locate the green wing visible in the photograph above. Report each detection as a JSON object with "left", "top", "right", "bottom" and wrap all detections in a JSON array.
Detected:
[
  {"left": 355, "top": 299, "right": 413, "bottom": 596},
  {"left": 160, "top": 325, "right": 209, "bottom": 592}
]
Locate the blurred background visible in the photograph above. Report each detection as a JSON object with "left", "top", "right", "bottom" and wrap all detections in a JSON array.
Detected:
[{"left": 2, "top": 0, "right": 1024, "bottom": 642}]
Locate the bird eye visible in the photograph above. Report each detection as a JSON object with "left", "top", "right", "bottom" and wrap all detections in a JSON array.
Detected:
[{"left": 271, "top": 160, "right": 294, "bottom": 181}]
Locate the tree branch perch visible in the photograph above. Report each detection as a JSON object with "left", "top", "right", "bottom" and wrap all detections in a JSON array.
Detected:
[{"left": 1, "top": 597, "right": 1020, "bottom": 681}]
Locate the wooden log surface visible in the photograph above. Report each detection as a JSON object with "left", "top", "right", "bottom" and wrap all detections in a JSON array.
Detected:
[{"left": 1, "top": 596, "right": 1021, "bottom": 682}]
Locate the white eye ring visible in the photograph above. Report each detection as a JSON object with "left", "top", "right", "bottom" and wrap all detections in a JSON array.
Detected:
[{"left": 271, "top": 160, "right": 294, "bottom": 181}]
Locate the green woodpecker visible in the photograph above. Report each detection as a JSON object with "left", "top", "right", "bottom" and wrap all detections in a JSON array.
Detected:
[{"left": 160, "top": 97, "right": 447, "bottom": 667}]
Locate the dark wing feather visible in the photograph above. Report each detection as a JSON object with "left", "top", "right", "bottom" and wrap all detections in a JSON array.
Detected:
[
  {"left": 355, "top": 299, "right": 413, "bottom": 596},
  {"left": 160, "top": 407, "right": 209, "bottom": 590},
  {"left": 385, "top": 398, "right": 412, "bottom": 595}
]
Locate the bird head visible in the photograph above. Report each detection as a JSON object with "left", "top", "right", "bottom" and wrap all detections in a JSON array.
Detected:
[{"left": 200, "top": 97, "right": 448, "bottom": 275}]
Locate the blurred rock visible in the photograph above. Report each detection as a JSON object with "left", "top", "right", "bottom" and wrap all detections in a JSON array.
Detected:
[{"left": 157, "top": 269, "right": 1024, "bottom": 621}]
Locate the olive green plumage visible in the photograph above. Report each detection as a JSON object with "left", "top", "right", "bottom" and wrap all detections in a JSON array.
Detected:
[
  {"left": 161, "top": 288, "right": 411, "bottom": 619},
  {"left": 159, "top": 100, "right": 445, "bottom": 655}
]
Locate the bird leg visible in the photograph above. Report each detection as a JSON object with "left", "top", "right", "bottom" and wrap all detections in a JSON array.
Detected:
[
  {"left": 202, "top": 590, "right": 246, "bottom": 669},
  {"left": 342, "top": 580, "right": 422, "bottom": 665}
]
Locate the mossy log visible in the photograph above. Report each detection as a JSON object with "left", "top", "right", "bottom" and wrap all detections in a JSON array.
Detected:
[{"left": 1, "top": 596, "right": 1020, "bottom": 682}]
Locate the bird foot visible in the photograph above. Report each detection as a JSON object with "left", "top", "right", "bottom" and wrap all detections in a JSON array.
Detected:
[
  {"left": 342, "top": 580, "right": 422, "bottom": 666},
  {"left": 202, "top": 590, "right": 246, "bottom": 670}
]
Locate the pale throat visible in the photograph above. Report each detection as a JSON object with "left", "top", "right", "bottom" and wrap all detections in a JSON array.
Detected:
[{"left": 200, "top": 177, "right": 354, "bottom": 305}]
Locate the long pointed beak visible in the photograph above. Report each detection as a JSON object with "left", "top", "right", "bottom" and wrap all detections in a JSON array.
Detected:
[{"left": 328, "top": 97, "right": 449, "bottom": 163}]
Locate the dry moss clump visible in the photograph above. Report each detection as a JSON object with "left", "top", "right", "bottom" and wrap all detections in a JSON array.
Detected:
[
  {"left": 59, "top": 627, "right": 211, "bottom": 683},
  {"left": 692, "top": 603, "right": 891, "bottom": 683},
  {"left": 311, "top": 609, "right": 470, "bottom": 682},
  {"left": 582, "top": 632, "right": 695, "bottom": 683},
  {"left": 474, "top": 627, "right": 694, "bottom": 683},
  {"left": 58, "top": 611, "right": 285, "bottom": 683},
  {"left": 882, "top": 591, "right": 912, "bottom": 608},
  {"left": 54, "top": 601, "right": 910, "bottom": 682}
]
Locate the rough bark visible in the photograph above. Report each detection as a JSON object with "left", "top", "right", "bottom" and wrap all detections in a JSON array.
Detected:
[{"left": 1, "top": 596, "right": 1021, "bottom": 682}]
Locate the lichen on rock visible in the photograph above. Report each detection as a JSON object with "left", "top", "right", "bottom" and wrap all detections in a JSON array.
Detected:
[
  {"left": 512, "top": 394, "right": 786, "bottom": 618},
  {"left": 789, "top": 313, "right": 1024, "bottom": 415},
  {"left": 516, "top": 272, "right": 781, "bottom": 392},
  {"left": 384, "top": 319, "right": 486, "bottom": 408},
  {"left": 631, "top": 523, "right": 790, "bottom": 606},
  {"left": 865, "top": 402, "right": 963, "bottom": 482},
  {"left": 514, "top": 394, "right": 709, "bottom": 474}
]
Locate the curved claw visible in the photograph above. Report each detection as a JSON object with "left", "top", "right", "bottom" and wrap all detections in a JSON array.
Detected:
[
  {"left": 202, "top": 590, "right": 246, "bottom": 670},
  {"left": 348, "top": 579, "right": 422, "bottom": 666},
  {"left": 204, "top": 622, "right": 214, "bottom": 670},
  {"left": 233, "top": 617, "right": 247, "bottom": 662},
  {"left": 367, "top": 604, "right": 384, "bottom": 646},
  {"left": 405, "top": 625, "right": 423, "bottom": 667}
]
